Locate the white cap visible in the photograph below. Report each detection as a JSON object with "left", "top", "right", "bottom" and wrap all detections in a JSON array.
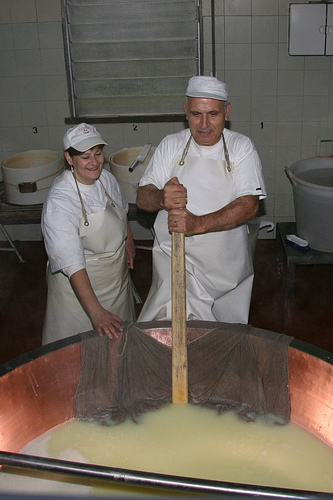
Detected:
[
  {"left": 63, "top": 123, "right": 108, "bottom": 152},
  {"left": 186, "top": 76, "right": 228, "bottom": 101}
]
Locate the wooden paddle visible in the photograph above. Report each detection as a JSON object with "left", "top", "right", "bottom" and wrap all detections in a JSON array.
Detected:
[{"left": 171, "top": 231, "right": 188, "bottom": 404}]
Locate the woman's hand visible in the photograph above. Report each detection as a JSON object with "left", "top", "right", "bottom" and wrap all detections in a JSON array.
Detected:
[
  {"left": 70, "top": 268, "right": 124, "bottom": 339},
  {"left": 89, "top": 307, "right": 124, "bottom": 339}
]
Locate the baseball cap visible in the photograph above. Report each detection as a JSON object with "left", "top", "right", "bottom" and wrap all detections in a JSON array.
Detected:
[
  {"left": 63, "top": 123, "right": 108, "bottom": 152},
  {"left": 186, "top": 76, "right": 228, "bottom": 101}
]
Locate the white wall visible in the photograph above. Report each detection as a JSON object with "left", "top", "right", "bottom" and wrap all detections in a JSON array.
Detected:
[{"left": 0, "top": 0, "right": 332, "bottom": 241}]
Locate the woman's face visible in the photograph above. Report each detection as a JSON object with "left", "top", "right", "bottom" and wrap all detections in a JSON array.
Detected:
[{"left": 65, "top": 146, "right": 104, "bottom": 185}]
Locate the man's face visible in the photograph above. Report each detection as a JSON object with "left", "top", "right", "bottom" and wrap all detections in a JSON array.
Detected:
[{"left": 184, "top": 97, "right": 231, "bottom": 147}]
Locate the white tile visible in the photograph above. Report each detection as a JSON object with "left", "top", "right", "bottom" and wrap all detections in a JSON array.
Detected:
[
  {"left": 1, "top": 51, "right": 18, "bottom": 77},
  {"left": 256, "top": 145, "right": 277, "bottom": 168},
  {"left": 10, "top": 0, "right": 36, "bottom": 23},
  {"left": 252, "top": 16, "right": 279, "bottom": 43},
  {"left": 0, "top": 24, "right": 14, "bottom": 49},
  {"left": 303, "top": 70, "right": 330, "bottom": 96},
  {"left": 21, "top": 101, "right": 47, "bottom": 127},
  {"left": 215, "top": 44, "right": 226, "bottom": 78},
  {"left": 228, "top": 97, "right": 251, "bottom": 121},
  {"left": 1, "top": 126, "right": 26, "bottom": 151},
  {"left": 301, "top": 122, "right": 329, "bottom": 150},
  {"left": 147, "top": 122, "right": 175, "bottom": 146},
  {"left": 0, "top": 224, "right": 15, "bottom": 241},
  {"left": 224, "top": 44, "right": 251, "bottom": 70},
  {"left": 278, "top": 45, "right": 304, "bottom": 70},
  {"left": 0, "top": 101, "right": 22, "bottom": 127},
  {"left": 0, "top": 77, "right": 21, "bottom": 102},
  {"left": 251, "top": 96, "right": 277, "bottom": 122},
  {"left": 302, "top": 96, "right": 330, "bottom": 122},
  {"left": 47, "top": 125, "right": 68, "bottom": 152},
  {"left": 225, "top": 0, "right": 251, "bottom": 16},
  {"left": 15, "top": 50, "right": 42, "bottom": 76},
  {"left": 201, "top": 0, "right": 211, "bottom": 17},
  {"left": 225, "top": 17, "right": 251, "bottom": 44},
  {"left": 251, "top": 70, "right": 278, "bottom": 96},
  {"left": 0, "top": 0, "right": 11, "bottom": 23},
  {"left": 12, "top": 23, "right": 39, "bottom": 50},
  {"left": 276, "top": 96, "right": 303, "bottom": 122},
  {"left": 203, "top": 43, "right": 213, "bottom": 75},
  {"left": 45, "top": 100, "right": 70, "bottom": 126},
  {"left": 13, "top": 224, "right": 42, "bottom": 241},
  {"left": 250, "top": 121, "right": 277, "bottom": 147},
  {"left": 36, "top": 0, "right": 61, "bottom": 22},
  {"left": 41, "top": 49, "right": 66, "bottom": 75},
  {"left": 38, "top": 22, "right": 63, "bottom": 49},
  {"left": 214, "top": 16, "right": 225, "bottom": 44},
  {"left": 278, "top": 15, "right": 288, "bottom": 43},
  {"left": 276, "top": 121, "right": 302, "bottom": 147},
  {"left": 275, "top": 193, "right": 295, "bottom": 217},
  {"left": 261, "top": 168, "right": 276, "bottom": 194},
  {"left": 275, "top": 166, "right": 292, "bottom": 194},
  {"left": 304, "top": 56, "right": 330, "bottom": 71},
  {"left": 225, "top": 70, "right": 251, "bottom": 96},
  {"left": 277, "top": 70, "right": 304, "bottom": 96},
  {"left": 24, "top": 125, "right": 50, "bottom": 150},
  {"left": 252, "top": 44, "right": 278, "bottom": 69},
  {"left": 279, "top": 0, "right": 292, "bottom": 16},
  {"left": 99, "top": 124, "right": 124, "bottom": 152},
  {"left": 260, "top": 195, "right": 274, "bottom": 218},
  {"left": 275, "top": 146, "right": 302, "bottom": 167},
  {"left": 228, "top": 121, "right": 251, "bottom": 137},
  {"left": 43, "top": 75, "right": 68, "bottom": 101},
  {"left": 122, "top": 123, "right": 150, "bottom": 148},
  {"left": 252, "top": 0, "right": 278, "bottom": 16},
  {"left": 19, "top": 76, "right": 45, "bottom": 102}
]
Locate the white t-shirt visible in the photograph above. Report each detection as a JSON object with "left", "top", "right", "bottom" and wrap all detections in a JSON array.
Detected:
[
  {"left": 139, "top": 128, "right": 266, "bottom": 201},
  {"left": 41, "top": 169, "right": 128, "bottom": 278}
]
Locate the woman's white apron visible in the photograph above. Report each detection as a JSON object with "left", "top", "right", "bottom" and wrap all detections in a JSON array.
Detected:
[
  {"left": 42, "top": 193, "right": 135, "bottom": 345},
  {"left": 138, "top": 151, "right": 253, "bottom": 323}
]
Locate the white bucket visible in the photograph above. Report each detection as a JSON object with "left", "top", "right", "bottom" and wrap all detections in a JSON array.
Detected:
[
  {"left": 286, "top": 156, "right": 333, "bottom": 253},
  {"left": 1, "top": 150, "right": 63, "bottom": 205},
  {"left": 109, "top": 147, "right": 155, "bottom": 204}
]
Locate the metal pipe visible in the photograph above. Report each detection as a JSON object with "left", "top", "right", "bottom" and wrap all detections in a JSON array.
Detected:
[
  {"left": 211, "top": 0, "right": 216, "bottom": 76},
  {"left": 0, "top": 451, "right": 330, "bottom": 499}
]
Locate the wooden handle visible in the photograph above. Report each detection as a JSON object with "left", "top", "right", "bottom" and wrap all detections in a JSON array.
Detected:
[{"left": 171, "top": 231, "right": 188, "bottom": 404}]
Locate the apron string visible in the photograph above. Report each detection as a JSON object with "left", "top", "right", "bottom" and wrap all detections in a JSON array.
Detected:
[
  {"left": 72, "top": 170, "right": 90, "bottom": 227},
  {"left": 179, "top": 132, "right": 231, "bottom": 172}
]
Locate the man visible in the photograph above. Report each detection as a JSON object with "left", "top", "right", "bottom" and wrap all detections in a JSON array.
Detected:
[{"left": 136, "top": 75, "right": 266, "bottom": 323}]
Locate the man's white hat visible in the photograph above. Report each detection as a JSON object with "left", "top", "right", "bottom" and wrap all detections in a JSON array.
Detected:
[
  {"left": 63, "top": 123, "right": 108, "bottom": 152},
  {"left": 186, "top": 76, "right": 228, "bottom": 101}
]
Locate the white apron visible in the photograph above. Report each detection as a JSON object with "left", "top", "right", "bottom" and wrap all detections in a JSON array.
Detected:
[
  {"left": 138, "top": 148, "right": 254, "bottom": 323},
  {"left": 42, "top": 185, "right": 135, "bottom": 345}
]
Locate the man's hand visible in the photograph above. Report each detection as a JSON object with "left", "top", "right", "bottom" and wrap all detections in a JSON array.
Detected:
[{"left": 163, "top": 177, "right": 187, "bottom": 210}]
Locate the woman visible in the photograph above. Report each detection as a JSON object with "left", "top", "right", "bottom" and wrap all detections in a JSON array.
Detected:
[{"left": 41, "top": 123, "right": 135, "bottom": 345}]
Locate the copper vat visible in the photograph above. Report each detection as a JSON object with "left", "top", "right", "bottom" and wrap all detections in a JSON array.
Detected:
[{"left": 1, "top": 325, "right": 333, "bottom": 497}]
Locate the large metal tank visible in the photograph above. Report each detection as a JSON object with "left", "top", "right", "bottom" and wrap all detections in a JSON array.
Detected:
[{"left": 1, "top": 325, "right": 333, "bottom": 497}]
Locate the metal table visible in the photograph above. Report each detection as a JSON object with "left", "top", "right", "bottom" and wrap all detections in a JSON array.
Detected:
[
  {"left": 276, "top": 222, "right": 333, "bottom": 297},
  {"left": 0, "top": 181, "right": 156, "bottom": 263}
]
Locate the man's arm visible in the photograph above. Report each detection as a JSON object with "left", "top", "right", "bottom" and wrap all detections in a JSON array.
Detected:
[
  {"left": 168, "top": 195, "right": 259, "bottom": 235},
  {"left": 136, "top": 177, "right": 187, "bottom": 212}
]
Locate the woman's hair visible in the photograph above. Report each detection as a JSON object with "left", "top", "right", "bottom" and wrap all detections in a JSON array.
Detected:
[{"left": 64, "top": 144, "right": 105, "bottom": 169}]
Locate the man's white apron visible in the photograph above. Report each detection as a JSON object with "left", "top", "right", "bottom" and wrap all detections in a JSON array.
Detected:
[
  {"left": 138, "top": 151, "right": 253, "bottom": 323},
  {"left": 42, "top": 193, "right": 135, "bottom": 345}
]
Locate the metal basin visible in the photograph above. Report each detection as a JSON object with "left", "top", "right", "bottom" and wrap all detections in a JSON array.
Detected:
[{"left": 1, "top": 325, "right": 333, "bottom": 497}]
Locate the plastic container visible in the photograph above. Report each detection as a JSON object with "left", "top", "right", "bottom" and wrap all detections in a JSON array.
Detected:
[
  {"left": 1, "top": 150, "right": 63, "bottom": 205},
  {"left": 286, "top": 156, "right": 333, "bottom": 253},
  {"left": 109, "top": 147, "right": 155, "bottom": 204}
]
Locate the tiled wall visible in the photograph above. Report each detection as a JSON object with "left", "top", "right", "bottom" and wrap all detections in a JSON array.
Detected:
[{"left": 0, "top": 0, "right": 332, "bottom": 242}]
